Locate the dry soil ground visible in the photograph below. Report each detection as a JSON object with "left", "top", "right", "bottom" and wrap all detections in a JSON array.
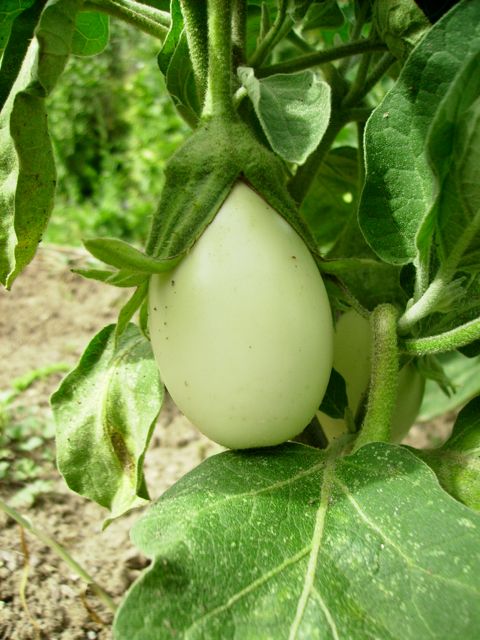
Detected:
[{"left": 0, "top": 246, "right": 452, "bottom": 639}]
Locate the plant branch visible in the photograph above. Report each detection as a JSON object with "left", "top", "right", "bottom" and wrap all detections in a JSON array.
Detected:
[
  {"left": 354, "top": 304, "right": 399, "bottom": 450},
  {"left": 400, "top": 316, "right": 480, "bottom": 355},
  {"left": 203, "top": 0, "right": 234, "bottom": 119},
  {"left": 398, "top": 209, "right": 480, "bottom": 333},
  {"left": 249, "top": 0, "right": 289, "bottom": 68},
  {"left": 344, "top": 52, "right": 396, "bottom": 107},
  {"left": 0, "top": 498, "right": 117, "bottom": 614},
  {"left": 288, "top": 112, "right": 347, "bottom": 205},
  {"left": 256, "top": 39, "right": 387, "bottom": 78},
  {"left": 84, "top": 0, "right": 170, "bottom": 39}
]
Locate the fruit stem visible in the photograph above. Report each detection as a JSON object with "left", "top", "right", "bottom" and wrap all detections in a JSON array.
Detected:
[
  {"left": 354, "top": 304, "right": 399, "bottom": 451},
  {"left": 203, "top": 0, "right": 235, "bottom": 119}
]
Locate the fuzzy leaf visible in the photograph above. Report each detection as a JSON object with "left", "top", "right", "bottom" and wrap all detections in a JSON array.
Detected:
[
  {"left": 359, "top": 0, "right": 480, "bottom": 265},
  {"left": 415, "top": 397, "right": 480, "bottom": 511},
  {"left": 419, "top": 351, "right": 480, "bottom": 421},
  {"left": 114, "top": 443, "right": 480, "bottom": 638},
  {"left": 51, "top": 323, "right": 162, "bottom": 521},
  {"left": 0, "top": 0, "right": 83, "bottom": 288},
  {"left": 71, "top": 11, "right": 109, "bottom": 56},
  {"left": 238, "top": 67, "right": 331, "bottom": 165}
]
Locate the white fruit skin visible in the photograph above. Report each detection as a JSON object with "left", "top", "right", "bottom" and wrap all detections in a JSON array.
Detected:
[
  {"left": 149, "top": 182, "right": 334, "bottom": 449},
  {"left": 318, "top": 310, "right": 425, "bottom": 443}
]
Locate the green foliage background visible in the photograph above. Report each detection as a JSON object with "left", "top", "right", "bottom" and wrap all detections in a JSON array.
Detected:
[{"left": 45, "top": 20, "right": 188, "bottom": 245}]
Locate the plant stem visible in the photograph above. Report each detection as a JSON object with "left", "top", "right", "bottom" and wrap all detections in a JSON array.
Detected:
[
  {"left": 338, "top": 0, "right": 370, "bottom": 74},
  {"left": 0, "top": 498, "right": 117, "bottom": 613},
  {"left": 232, "top": 0, "right": 247, "bottom": 65},
  {"left": 344, "top": 52, "right": 396, "bottom": 107},
  {"left": 203, "top": 0, "right": 234, "bottom": 119},
  {"left": 398, "top": 209, "right": 480, "bottom": 333},
  {"left": 84, "top": 0, "right": 170, "bottom": 40},
  {"left": 288, "top": 112, "right": 347, "bottom": 204},
  {"left": 400, "top": 316, "right": 480, "bottom": 355},
  {"left": 249, "top": 0, "right": 289, "bottom": 68},
  {"left": 179, "top": 0, "right": 209, "bottom": 101},
  {"left": 353, "top": 304, "right": 399, "bottom": 451},
  {"left": 256, "top": 39, "right": 386, "bottom": 78}
]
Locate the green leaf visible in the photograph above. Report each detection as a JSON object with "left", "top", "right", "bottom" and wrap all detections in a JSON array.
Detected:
[
  {"left": 302, "top": 0, "right": 345, "bottom": 30},
  {"left": 320, "top": 257, "right": 406, "bottom": 310},
  {"left": 301, "top": 146, "right": 358, "bottom": 254},
  {"left": 157, "top": 0, "right": 200, "bottom": 127},
  {"left": 419, "top": 351, "right": 480, "bottom": 421},
  {"left": 319, "top": 368, "right": 348, "bottom": 419},
  {"left": 0, "top": 0, "right": 83, "bottom": 288},
  {"left": 417, "top": 50, "right": 480, "bottom": 277},
  {"left": 238, "top": 67, "right": 331, "bottom": 165},
  {"left": 414, "top": 397, "right": 480, "bottom": 511},
  {"left": 72, "top": 267, "right": 148, "bottom": 288},
  {"left": 373, "top": 0, "right": 430, "bottom": 61},
  {"left": 359, "top": 0, "right": 480, "bottom": 265},
  {"left": 83, "top": 237, "right": 181, "bottom": 273},
  {"left": 0, "top": 0, "right": 41, "bottom": 111},
  {"left": 51, "top": 323, "right": 162, "bottom": 521},
  {"left": 0, "top": 0, "right": 35, "bottom": 57},
  {"left": 71, "top": 11, "right": 109, "bottom": 57},
  {"left": 114, "top": 443, "right": 480, "bottom": 638}
]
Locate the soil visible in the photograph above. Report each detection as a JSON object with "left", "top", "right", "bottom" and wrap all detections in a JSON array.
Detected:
[{"left": 0, "top": 246, "right": 454, "bottom": 639}]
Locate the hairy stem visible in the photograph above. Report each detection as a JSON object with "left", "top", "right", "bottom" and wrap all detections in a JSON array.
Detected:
[
  {"left": 398, "top": 209, "right": 480, "bottom": 333},
  {"left": 179, "top": 0, "right": 209, "bottom": 100},
  {"left": 203, "top": 0, "right": 234, "bottom": 119},
  {"left": 354, "top": 304, "right": 399, "bottom": 450},
  {"left": 232, "top": 0, "right": 247, "bottom": 65},
  {"left": 257, "top": 39, "right": 386, "bottom": 78},
  {"left": 0, "top": 499, "right": 117, "bottom": 613},
  {"left": 84, "top": 0, "right": 170, "bottom": 39},
  {"left": 401, "top": 316, "right": 480, "bottom": 355},
  {"left": 249, "top": 0, "right": 289, "bottom": 68}
]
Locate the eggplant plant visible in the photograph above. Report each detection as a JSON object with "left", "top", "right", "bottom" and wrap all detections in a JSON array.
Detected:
[{"left": 1, "top": 0, "right": 480, "bottom": 638}]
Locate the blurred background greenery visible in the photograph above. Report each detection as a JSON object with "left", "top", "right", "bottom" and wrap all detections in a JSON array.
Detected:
[{"left": 45, "top": 20, "right": 188, "bottom": 247}]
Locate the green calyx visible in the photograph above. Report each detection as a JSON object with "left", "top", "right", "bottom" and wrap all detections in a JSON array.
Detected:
[{"left": 145, "top": 116, "right": 318, "bottom": 261}]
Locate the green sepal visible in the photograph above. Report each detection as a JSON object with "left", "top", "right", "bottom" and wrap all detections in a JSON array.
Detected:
[
  {"left": 146, "top": 116, "right": 318, "bottom": 261},
  {"left": 84, "top": 237, "right": 181, "bottom": 273},
  {"left": 72, "top": 267, "right": 148, "bottom": 288}
]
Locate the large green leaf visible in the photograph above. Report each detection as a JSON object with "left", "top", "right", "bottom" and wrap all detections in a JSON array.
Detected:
[
  {"left": 416, "top": 50, "right": 480, "bottom": 277},
  {"left": 419, "top": 351, "right": 480, "bottom": 421},
  {"left": 51, "top": 323, "right": 162, "bottom": 522},
  {"left": 415, "top": 397, "right": 480, "bottom": 512},
  {"left": 71, "top": 11, "right": 109, "bottom": 56},
  {"left": 114, "top": 443, "right": 480, "bottom": 638},
  {"left": 238, "top": 67, "right": 331, "bottom": 165},
  {"left": 0, "top": 0, "right": 83, "bottom": 288},
  {"left": 358, "top": 0, "right": 480, "bottom": 265}
]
